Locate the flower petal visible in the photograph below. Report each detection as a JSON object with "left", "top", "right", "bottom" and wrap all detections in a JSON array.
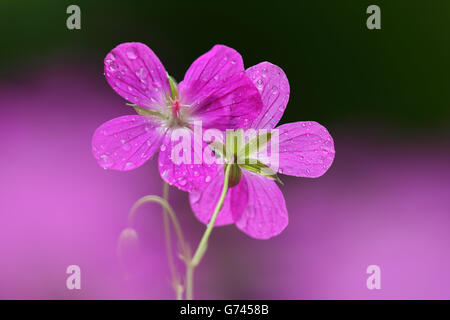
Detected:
[
  {"left": 92, "top": 115, "right": 166, "bottom": 171},
  {"left": 104, "top": 42, "right": 171, "bottom": 109},
  {"left": 158, "top": 128, "right": 218, "bottom": 192},
  {"left": 178, "top": 45, "right": 262, "bottom": 129},
  {"left": 235, "top": 171, "right": 288, "bottom": 239},
  {"left": 277, "top": 121, "right": 335, "bottom": 178},
  {"left": 180, "top": 45, "right": 244, "bottom": 95},
  {"left": 189, "top": 167, "right": 248, "bottom": 226},
  {"left": 246, "top": 62, "right": 290, "bottom": 129}
]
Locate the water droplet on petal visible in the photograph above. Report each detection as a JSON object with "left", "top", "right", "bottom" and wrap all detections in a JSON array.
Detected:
[
  {"left": 272, "top": 86, "right": 279, "bottom": 94},
  {"left": 136, "top": 68, "right": 148, "bottom": 82},
  {"left": 205, "top": 175, "right": 211, "bottom": 183},
  {"left": 178, "top": 177, "right": 187, "bottom": 186},
  {"left": 256, "top": 79, "right": 263, "bottom": 89},
  {"left": 126, "top": 49, "right": 138, "bottom": 60},
  {"left": 160, "top": 145, "right": 166, "bottom": 151},
  {"left": 108, "top": 61, "right": 118, "bottom": 71},
  {"left": 100, "top": 154, "right": 114, "bottom": 168},
  {"left": 125, "top": 162, "right": 134, "bottom": 169}
]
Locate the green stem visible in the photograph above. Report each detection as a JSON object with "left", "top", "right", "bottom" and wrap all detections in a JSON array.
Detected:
[
  {"left": 185, "top": 164, "right": 232, "bottom": 300},
  {"left": 127, "top": 194, "right": 190, "bottom": 269},
  {"left": 161, "top": 182, "right": 183, "bottom": 299}
]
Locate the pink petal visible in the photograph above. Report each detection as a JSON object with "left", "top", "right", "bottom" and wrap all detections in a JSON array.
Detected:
[
  {"left": 104, "top": 42, "right": 171, "bottom": 109},
  {"left": 178, "top": 45, "right": 262, "bottom": 129},
  {"left": 189, "top": 167, "right": 248, "bottom": 226},
  {"left": 277, "top": 121, "right": 335, "bottom": 178},
  {"left": 158, "top": 128, "right": 218, "bottom": 192},
  {"left": 246, "top": 62, "right": 290, "bottom": 129},
  {"left": 180, "top": 45, "right": 244, "bottom": 95},
  {"left": 235, "top": 171, "right": 288, "bottom": 239},
  {"left": 92, "top": 115, "right": 166, "bottom": 171}
]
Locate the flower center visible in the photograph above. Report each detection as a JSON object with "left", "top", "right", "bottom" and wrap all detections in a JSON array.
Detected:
[
  {"left": 171, "top": 100, "right": 181, "bottom": 118},
  {"left": 166, "top": 97, "right": 192, "bottom": 128}
]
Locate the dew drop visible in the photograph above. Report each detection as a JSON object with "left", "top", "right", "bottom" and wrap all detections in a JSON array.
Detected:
[
  {"left": 108, "top": 61, "right": 118, "bottom": 71},
  {"left": 205, "top": 175, "right": 212, "bottom": 183},
  {"left": 256, "top": 79, "right": 263, "bottom": 89},
  {"left": 160, "top": 145, "right": 166, "bottom": 151},
  {"left": 136, "top": 68, "right": 148, "bottom": 81},
  {"left": 272, "top": 86, "right": 279, "bottom": 94},
  {"left": 178, "top": 177, "right": 187, "bottom": 186},
  {"left": 125, "top": 162, "right": 134, "bottom": 169},
  {"left": 100, "top": 154, "right": 114, "bottom": 168},
  {"left": 126, "top": 49, "right": 138, "bottom": 60}
]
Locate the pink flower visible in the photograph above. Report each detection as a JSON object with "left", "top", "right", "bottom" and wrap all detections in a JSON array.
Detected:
[
  {"left": 189, "top": 62, "right": 335, "bottom": 239},
  {"left": 92, "top": 43, "right": 263, "bottom": 191}
]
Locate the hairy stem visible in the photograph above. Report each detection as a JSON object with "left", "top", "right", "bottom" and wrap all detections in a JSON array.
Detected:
[
  {"left": 185, "top": 164, "right": 232, "bottom": 300},
  {"left": 128, "top": 194, "right": 190, "bottom": 278},
  {"left": 161, "top": 182, "right": 183, "bottom": 299}
]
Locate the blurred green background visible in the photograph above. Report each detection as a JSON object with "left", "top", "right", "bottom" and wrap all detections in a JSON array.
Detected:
[{"left": 1, "top": 0, "right": 449, "bottom": 131}]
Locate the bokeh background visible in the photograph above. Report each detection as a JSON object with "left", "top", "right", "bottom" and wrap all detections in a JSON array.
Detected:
[{"left": 0, "top": 0, "right": 449, "bottom": 299}]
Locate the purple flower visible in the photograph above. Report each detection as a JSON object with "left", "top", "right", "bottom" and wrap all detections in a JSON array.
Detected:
[
  {"left": 189, "top": 62, "right": 335, "bottom": 239},
  {"left": 92, "top": 43, "right": 263, "bottom": 191}
]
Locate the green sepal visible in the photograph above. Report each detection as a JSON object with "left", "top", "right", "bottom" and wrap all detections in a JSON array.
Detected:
[
  {"left": 167, "top": 73, "right": 178, "bottom": 100},
  {"left": 127, "top": 103, "right": 165, "bottom": 118},
  {"left": 208, "top": 140, "right": 226, "bottom": 159},
  {"left": 239, "top": 131, "right": 272, "bottom": 158},
  {"left": 225, "top": 129, "right": 244, "bottom": 162},
  {"left": 225, "top": 163, "right": 242, "bottom": 188},
  {"left": 240, "top": 160, "right": 283, "bottom": 185}
]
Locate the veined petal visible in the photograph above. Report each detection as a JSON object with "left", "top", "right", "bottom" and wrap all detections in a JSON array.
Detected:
[
  {"left": 189, "top": 167, "right": 248, "bottom": 226},
  {"left": 158, "top": 128, "right": 218, "bottom": 192},
  {"left": 179, "top": 45, "right": 244, "bottom": 95},
  {"left": 235, "top": 171, "right": 288, "bottom": 239},
  {"left": 178, "top": 45, "right": 262, "bottom": 129},
  {"left": 92, "top": 115, "right": 166, "bottom": 171},
  {"left": 277, "top": 121, "right": 335, "bottom": 178},
  {"left": 246, "top": 62, "right": 290, "bottom": 129},
  {"left": 104, "top": 42, "right": 171, "bottom": 109}
]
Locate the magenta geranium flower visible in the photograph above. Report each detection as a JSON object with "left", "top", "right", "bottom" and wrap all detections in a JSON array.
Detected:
[
  {"left": 189, "top": 62, "right": 335, "bottom": 239},
  {"left": 92, "top": 43, "right": 263, "bottom": 191}
]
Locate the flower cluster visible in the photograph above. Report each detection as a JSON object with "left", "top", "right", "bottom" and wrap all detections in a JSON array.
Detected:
[{"left": 92, "top": 42, "right": 335, "bottom": 239}]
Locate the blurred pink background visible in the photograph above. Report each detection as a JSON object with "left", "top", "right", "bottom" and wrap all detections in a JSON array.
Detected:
[{"left": 1, "top": 62, "right": 449, "bottom": 299}]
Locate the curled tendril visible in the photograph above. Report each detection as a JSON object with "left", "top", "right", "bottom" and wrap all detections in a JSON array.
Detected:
[
  {"left": 128, "top": 194, "right": 190, "bottom": 258},
  {"left": 123, "top": 193, "right": 190, "bottom": 299}
]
